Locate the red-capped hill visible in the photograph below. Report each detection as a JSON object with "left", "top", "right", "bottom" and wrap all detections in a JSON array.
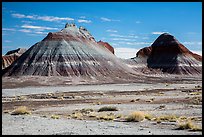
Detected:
[
  {"left": 2, "top": 23, "right": 137, "bottom": 82},
  {"left": 2, "top": 48, "right": 27, "bottom": 69},
  {"left": 149, "top": 33, "right": 201, "bottom": 58},
  {"left": 97, "top": 40, "right": 114, "bottom": 54},
  {"left": 143, "top": 33, "right": 202, "bottom": 75},
  {"left": 131, "top": 33, "right": 202, "bottom": 75},
  {"left": 136, "top": 46, "right": 152, "bottom": 58}
]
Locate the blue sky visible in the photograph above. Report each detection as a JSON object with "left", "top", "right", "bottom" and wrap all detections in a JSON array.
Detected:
[{"left": 2, "top": 2, "right": 202, "bottom": 58}]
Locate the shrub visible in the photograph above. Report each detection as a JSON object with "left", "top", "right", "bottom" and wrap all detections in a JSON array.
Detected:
[
  {"left": 155, "top": 115, "right": 178, "bottom": 122},
  {"left": 97, "top": 113, "right": 115, "bottom": 121},
  {"left": 11, "top": 106, "right": 31, "bottom": 115},
  {"left": 71, "top": 112, "right": 83, "bottom": 119},
  {"left": 145, "top": 100, "right": 153, "bottom": 103},
  {"left": 126, "top": 111, "right": 145, "bottom": 122},
  {"left": 177, "top": 120, "right": 202, "bottom": 131},
  {"left": 80, "top": 108, "right": 94, "bottom": 114},
  {"left": 144, "top": 113, "right": 153, "bottom": 120},
  {"left": 51, "top": 114, "right": 60, "bottom": 119},
  {"left": 116, "top": 114, "right": 123, "bottom": 118},
  {"left": 88, "top": 112, "right": 97, "bottom": 118},
  {"left": 189, "top": 92, "right": 201, "bottom": 95},
  {"left": 97, "top": 115, "right": 115, "bottom": 121},
  {"left": 98, "top": 106, "right": 118, "bottom": 112},
  {"left": 179, "top": 116, "right": 187, "bottom": 120}
]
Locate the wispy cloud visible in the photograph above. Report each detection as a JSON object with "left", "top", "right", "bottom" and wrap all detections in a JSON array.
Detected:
[
  {"left": 34, "top": 31, "right": 47, "bottom": 34},
  {"left": 79, "top": 16, "right": 86, "bottom": 19},
  {"left": 106, "top": 29, "right": 118, "bottom": 33},
  {"left": 110, "top": 43, "right": 119, "bottom": 46},
  {"left": 142, "top": 37, "right": 149, "bottom": 39},
  {"left": 3, "top": 46, "right": 13, "bottom": 49},
  {"left": 100, "top": 17, "right": 111, "bottom": 22},
  {"left": 182, "top": 41, "right": 202, "bottom": 45},
  {"left": 21, "top": 25, "right": 58, "bottom": 30},
  {"left": 12, "top": 13, "right": 74, "bottom": 22},
  {"left": 12, "top": 13, "right": 34, "bottom": 19},
  {"left": 110, "top": 34, "right": 138, "bottom": 38},
  {"left": 152, "top": 31, "right": 169, "bottom": 35},
  {"left": 118, "top": 41, "right": 152, "bottom": 46},
  {"left": 135, "top": 21, "right": 141, "bottom": 24},
  {"left": 100, "top": 17, "right": 120, "bottom": 22},
  {"left": 114, "top": 47, "right": 140, "bottom": 59},
  {"left": 37, "top": 16, "right": 74, "bottom": 22},
  {"left": 21, "top": 20, "right": 34, "bottom": 24},
  {"left": 19, "top": 29, "right": 32, "bottom": 33},
  {"left": 18, "top": 28, "right": 47, "bottom": 35},
  {"left": 77, "top": 19, "right": 92, "bottom": 23},
  {"left": 17, "top": 25, "right": 53, "bottom": 35},
  {"left": 111, "top": 38, "right": 136, "bottom": 41},
  {"left": 100, "top": 37, "right": 106, "bottom": 40},
  {"left": 2, "top": 28, "right": 16, "bottom": 31},
  {"left": 4, "top": 40, "right": 12, "bottom": 43},
  {"left": 186, "top": 32, "right": 197, "bottom": 35}
]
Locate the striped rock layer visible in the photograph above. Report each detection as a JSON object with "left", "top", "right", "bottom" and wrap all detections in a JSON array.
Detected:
[
  {"left": 2, "top": 48, "right": 26, "bottom": 69},
  {"left": 97, "top": 40, "right": 114, "bottom": 54},
  {"left": 2, "top": 24, "right": 138, "bottom": 81},
  {"left": 129, "top": 33, "right": 202, "bottom": 75}
]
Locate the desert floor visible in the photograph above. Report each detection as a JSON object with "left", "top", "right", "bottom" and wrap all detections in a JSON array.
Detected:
[{"left": 2, "top": 78, "right": 202, "bottom": 135}]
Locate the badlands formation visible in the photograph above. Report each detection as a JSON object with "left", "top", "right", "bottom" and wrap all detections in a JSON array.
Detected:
[
  {"left": 2, "top": 23, "right": 202, "bottom": 135},
  {"left": 2, "top": 24, "right": 202, "bottom": 83}
]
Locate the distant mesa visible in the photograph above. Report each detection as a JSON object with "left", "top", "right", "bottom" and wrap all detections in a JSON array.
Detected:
[
  {"left": 134, "top": 33, "right": 202, "bottom": 75},
  {"left": 2, "top": 48, "right": 27, "bottom": 70},
  {"left": 5, "top": 48, "right": 27, "bottom": 56},
  {"left": 2, "top": 23, "right": 137, "bottom": 82}
]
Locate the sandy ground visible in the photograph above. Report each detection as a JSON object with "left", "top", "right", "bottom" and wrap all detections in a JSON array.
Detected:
[
  {"left": 2, "top": 114, "right": 201, "bottom": 135},
  {"left": 2, "top": 81, "right": 202, "bottom": 135}
]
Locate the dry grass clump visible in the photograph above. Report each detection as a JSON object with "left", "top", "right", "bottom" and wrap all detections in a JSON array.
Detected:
[
  {"left": 70, "top": 108, "right": 95, "bottom": 120},
  {"left": 155, "top": 115, "right": 178, "bottom": 122},
  {"left": 50, "top": 114, "right": 60, "bottom": 119},
  {"left": 88, "top": 112, "right": 97, "bottom": 118},
  {"left": 135, "top": 98, "right": 140, "bottom": 101},
  {"left": 98, "top": 106, "right": 118, "bottom": 112},
  {"left": 156, "top": 92, "right": 164, "bottom": 96},
  {"left": 165, "top": 83, "right": 169, "bottom": 86},
  {"left": 11, "top": 106, "right": 31, "bottom": 115},
  {"left": 178, "top": 116, "right": 187, "bottom": 121},
  {"left": 144, "top": 113, "right": 153, "bottom": 121},
  {"left": 71, "top": 112, "right": 83, "bottom": 119},
  {"left": 15, "top": 96, "right": 27, "bottom": 101},
  {"left": 189, "top": 92, "right": 201, "bottom": 95},
  {"left": 47, "top": 93, "right": 53, "bottom": 96},
  {"left": 80, "top": 108, "right": 94, "bottom": 114},
  {"left": 97, "top": 113, "right": 116, "bottom": 121},
  {"left": 116, "top": 114, "right": 123, "bottom": 119},
  {"left": 125, "top": 111, "right": 145, "bottom": 122},
  {"left": 93, "top": 102, "right": 101, "bottom": 105},
  {"left": 177, "top": 120, "right": 202, "bottom": 131},
  {"left": 191, "top": 96, "right": 202, "bottom": 105},
  {"left": 3, "top": 110, "right": 10, "bottom": 114},
  {"left": 146, "top": 100, "right": 153, "bottom": 103}
]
